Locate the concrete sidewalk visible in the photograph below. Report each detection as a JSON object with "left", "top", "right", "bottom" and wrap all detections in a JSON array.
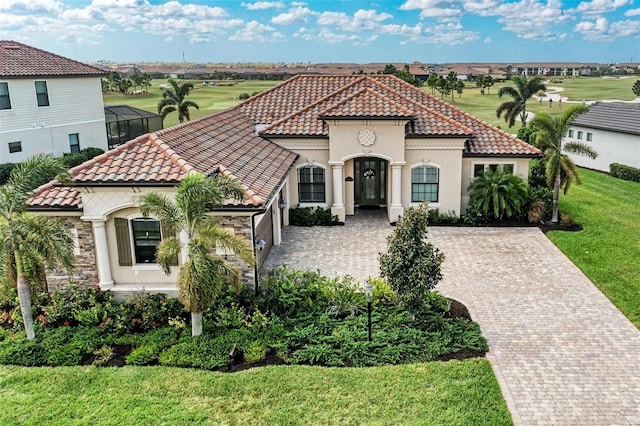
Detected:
[{"left": 263, "top": 213, "right": 640, "bottom": 425}]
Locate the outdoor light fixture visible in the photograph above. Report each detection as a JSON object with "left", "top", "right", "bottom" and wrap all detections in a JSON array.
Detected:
[
  {"left": 255, "top": 237, "right": 266, "bottom": 252},
  {"left": 364, "top": 280, "right": 374, "bottom": 342}
]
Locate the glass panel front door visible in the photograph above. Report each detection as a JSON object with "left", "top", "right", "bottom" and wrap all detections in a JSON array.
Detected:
[{"left": 355, "top": 158, "right": 387, "bottom": 205}]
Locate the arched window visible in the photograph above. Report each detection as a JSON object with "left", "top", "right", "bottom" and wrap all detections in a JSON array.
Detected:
[
  {"left": 131, "top": 218, "right": 161, "bottom": 263},
  {"left": 298, "top": 165, "right": 325, "bottom": 202},
  {"left": 411, "top": 165, "right": 439, "bottom": 202}
]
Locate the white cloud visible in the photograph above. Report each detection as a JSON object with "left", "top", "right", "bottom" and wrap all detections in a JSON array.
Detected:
[
  {"left": 575, "top": 0, "right": 632, "bottom": 15},
  {"left": 484, "top": 36, "right": 492, "bottom": 42},
  {"left": 399, "top": 0, "right": 463, "bottom": 20},
  {"left": 0, "top": 0, "right": 63, "bottom": 12},
  {"left": 229, "top": 20, "right": 277, "bottom": 42},
  {"left": 294, "top": 27, "right": 360, "bottom": 44},
  {"left": 271, "top": 6, "right": 313, "bottom": 25},
  {"left": 465, "top": 0, "right": 572, "bottom": 41},
  {"left": 575, "top": 17, "right": 640, "bottom": 40},
  {"left": 317, "top": 9, "right": 392, "bottom": 32},
  {"left": 624, "top": 8, "right": 640, "bottom": 16},
  {"left": 241, "top": 1, "right": 284, "bottom": 10}
]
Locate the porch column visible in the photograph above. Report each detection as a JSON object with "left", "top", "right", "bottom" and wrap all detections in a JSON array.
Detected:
[
  {"left": 91, "top": 220, "right": 114, "bottom": 290},
  {"left": 389, "top": 162, "right": 405, "bottom": 222},
  {"left": 330, "top": 162, "right": 346, "bottom": 222},
  {"left": 272, "top": 202, "right": 282, "bottom": 246}
]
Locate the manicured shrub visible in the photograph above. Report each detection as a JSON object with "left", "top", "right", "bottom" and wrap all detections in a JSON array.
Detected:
[
  {"left": 289, "top": 206, "right": 339, "bottom": 226},
  {"left": 427, "top": 208, "right": 460, "bottom": 224},
  {"left": 60, "top": 147, "right": 105, "bottom": 169},
  {"left": 122, "top": 293, "right": 186, "bottom": 332},
  {"left": 610, "top": 163, "right": 640, "bottom": 183},
  {"left": 528, "top": 158, "right": 548, "bottom": 189},
  {"left": 379, "top": 203, "right": 445, "bottom": 313},
  {"left": 462, "top": 199, "right": 489, "bottom": 225},
  {"left": 526, "top": 186, "right": 553, "bottom": 223},
  {"left": 0, "top": 339, "right": 46, "bottom": 366},
  {"left": 159, "top": 329, "right": 250, "bottom": 370},
  {"left": 0, "top": 163, "right": 16, "bottom": 185}
]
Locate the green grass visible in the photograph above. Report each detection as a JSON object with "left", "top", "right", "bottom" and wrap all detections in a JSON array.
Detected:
[
  {"left": 438, "top": 76, "right": 639, "bottom": 134},
  {"left": 0, "top": 360, "right": 511, "bottom": 425},
  {"left": 103, "top": 79, "right": 280, "bottom": 128},
  {"left": 546, "top": 169, "right": 640, "bottom": 328}
]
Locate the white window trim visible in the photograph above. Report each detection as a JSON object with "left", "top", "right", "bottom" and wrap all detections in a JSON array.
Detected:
[
  {"left": 296, "top": 162, "right": 327, "bottom": 205},
  {"left": 470, "top": 161, "right": 517, "bottom": 180},
  {"left": 410, "top": 161, "right": 441, "bottom": 207},
  {"left": 0, "top": 81, "right": 11, "bottom": 110},
  {"left": 34, "top": 80, "right": 50, "bottom": 108}
]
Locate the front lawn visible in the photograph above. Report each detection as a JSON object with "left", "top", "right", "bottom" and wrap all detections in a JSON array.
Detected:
[
  {"left": 0, "top": 360, "right": 511, "bottom": 425},
  {"left": 546, "top": 168, "right": 640, "bottom": 327}
]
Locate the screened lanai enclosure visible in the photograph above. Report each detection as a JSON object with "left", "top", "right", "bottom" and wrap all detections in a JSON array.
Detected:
[{"left": 104, "top": 105, "right": 163, "bottom": 149}]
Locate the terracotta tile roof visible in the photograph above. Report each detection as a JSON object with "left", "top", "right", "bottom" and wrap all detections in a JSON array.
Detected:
[
  {"left": 0, "top": 40, "right": 106, "bottom": 78},
  {"left": 318, "top": 87, "right": 416, "bottom": 119},
  {"left": 28, "top": 109, "right": 298, "bottom": 210},
  {"left": 240, "top": 74, "right": 540, "bottom": 156}
]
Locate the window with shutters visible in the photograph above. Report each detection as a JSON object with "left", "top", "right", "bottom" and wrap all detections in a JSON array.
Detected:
[{"left": 114, "top": 216, "right": 178, "bottom": 267}]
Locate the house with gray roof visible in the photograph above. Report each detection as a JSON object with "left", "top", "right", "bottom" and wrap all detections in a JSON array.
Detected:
[
  {"left": 565, "top": 102, "right": 640, "bottom": 172},
  {"left": 0, "top": 40, "right": 109, "bottom": 164}
]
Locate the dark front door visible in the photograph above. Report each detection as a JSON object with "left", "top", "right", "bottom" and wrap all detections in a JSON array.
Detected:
[{"left": 355, "top": 158, "right": 387, "bottom": 206}]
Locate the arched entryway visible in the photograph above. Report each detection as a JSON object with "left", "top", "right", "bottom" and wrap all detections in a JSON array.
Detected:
[{"left": 354, "top": 157, "right": 387, "bottom": 207}]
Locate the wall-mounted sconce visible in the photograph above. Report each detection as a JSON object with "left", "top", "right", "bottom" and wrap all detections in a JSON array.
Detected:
[
  {"left": 345, "top": 176, "right": 354, "bottom": 182},
  {"left": 254, "top": 237, "right": 266, "bottom": 252},
  {"left": 278, "top": 199, "right": 287, "bottom": 208}
]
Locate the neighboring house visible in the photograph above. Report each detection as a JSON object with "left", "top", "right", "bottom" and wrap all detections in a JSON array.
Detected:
[
  {"left": 565, "top": 102, "right": 640, "bottom": 171},
  {"left": 28, "top": 74, "right": 540, "bottom": 296},
  {"left": 0, "top": 40, "right": 109, "bottom": 163},
  {"left": 104, "top": 105, "right": 163, "bottom": 149}
]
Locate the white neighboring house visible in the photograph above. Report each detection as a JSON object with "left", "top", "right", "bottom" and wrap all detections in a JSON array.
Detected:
[
  {"left": 565, "top": 103, "right": 640, "bottom": 172},
  {"left": 0, "top": 40, "right": 108, "bottom": 164}
]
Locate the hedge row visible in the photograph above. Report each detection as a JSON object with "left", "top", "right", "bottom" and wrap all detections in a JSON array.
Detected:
[{"left": 610, "top": 163, "right": 640, "bottom": 183}]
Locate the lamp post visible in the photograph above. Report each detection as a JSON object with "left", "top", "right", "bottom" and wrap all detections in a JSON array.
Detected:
[{"left": 364, "top": 280, "right": 373, "bottom": 342}]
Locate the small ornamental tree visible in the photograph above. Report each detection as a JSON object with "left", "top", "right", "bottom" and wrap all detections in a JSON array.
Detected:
[
  {"left": 379, "top": 203, "right": 444, "bottom": 313},
  {"left": 632, "top": 80, "right": 640, "bottom": 97}
]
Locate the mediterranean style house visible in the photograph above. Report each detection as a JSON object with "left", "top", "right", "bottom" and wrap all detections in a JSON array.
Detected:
[
  {"left": 27, "top": 74, "right": 540, "bottom": 297},
  {"left": 565, "top": 102, "right": 640, "bottom": 171},
  {"left": 0, "top": 41, "right": 108, "bottom": 164}
]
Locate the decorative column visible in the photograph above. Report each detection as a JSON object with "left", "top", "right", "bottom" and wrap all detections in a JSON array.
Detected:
[
  {"left": 91, "top": 220, "right": 114, "bottom": 289},
  {"left": 330, "top": 162, "right": 346, "bottom": 223},
  {"left": 272, "top": 201, "right": 282, "bottom": 246},
  {"left": 389, "top": 162, "right": 405, "bottom": 223}
]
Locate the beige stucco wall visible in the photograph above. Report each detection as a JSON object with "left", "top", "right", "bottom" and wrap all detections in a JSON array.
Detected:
[{"left": 404, "top": 141, "right": 466, "bottom": 215}]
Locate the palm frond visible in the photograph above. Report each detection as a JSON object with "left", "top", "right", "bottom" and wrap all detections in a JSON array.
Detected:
[
  {"left": 156, "top": 237, "right": 182, "bottom": 275},
  {"left": 563, "top": 141, "right": 598, "bottom": 159},
  {"left": 139, "top": 192, "right": 182, "bottom": 232}
]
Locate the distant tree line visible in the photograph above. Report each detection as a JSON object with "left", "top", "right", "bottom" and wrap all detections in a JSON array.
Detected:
[{"left": 102, "top": 67, "right": 152, "bottom": 94}]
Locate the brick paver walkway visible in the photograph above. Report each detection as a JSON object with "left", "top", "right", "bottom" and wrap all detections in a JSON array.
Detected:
[{"left": 263, "top": 210, "right": 640, "bottom": 425}]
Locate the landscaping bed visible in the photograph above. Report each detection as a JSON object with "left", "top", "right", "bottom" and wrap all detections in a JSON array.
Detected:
[{"left": 0, "top": 268, "right": 488, "bottom": 371}]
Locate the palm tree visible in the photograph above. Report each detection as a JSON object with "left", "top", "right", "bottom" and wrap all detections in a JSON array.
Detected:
[
  {"left": 139, "top": 173, "right": 255, "bottom": 336},
  {"left": 0, "top": 154, "right": 74, "bottom": 340},
  {"left": 496, "top": 75, "right": 547, "bottom": 127},
  {"left": 157, "top": 78, "right": 200, "bottom": 123},
  {"left": 531, "top": 105, "right": 597, "bottom": 223},
  {"left": 467, "top": 167, "right": 528, "bottom": 220}
]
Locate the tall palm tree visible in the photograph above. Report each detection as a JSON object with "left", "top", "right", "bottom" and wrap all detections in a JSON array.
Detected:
[
  {"left": 496, "top": 75, "right": 547, "bottom": 127},
  {"left": 157, "top": 78, "right": 200, "bottom": 123},
  {"left": 0, "top": 154, "right": 74, "bottom": 340},
  {"left": 139, "top": 173, "right": 255, "bottom": 336},
  {"left": 467, "top": 167, "right": 528, "bottom": 220},
  {"left": 531, "top": 105, "right": 597, "bottom": 223}
]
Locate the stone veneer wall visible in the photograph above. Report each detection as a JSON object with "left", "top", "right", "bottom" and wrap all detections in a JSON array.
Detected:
[
  {"left": 213, "top": 215, "right": 256, "bottom": 287},
  {"left": 46, "top": 217, "right": 98, "bottom": 291}
]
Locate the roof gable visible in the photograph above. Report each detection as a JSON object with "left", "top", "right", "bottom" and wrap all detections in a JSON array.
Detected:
[
  {"left": 28, "top": 108, "right": 298, "bottom": 210},
  {"left": 0, "top": 40, "right": 105, "bottom": 78},
  {"left": 318, "top": 87, "right": 416, "bottom": 119}
]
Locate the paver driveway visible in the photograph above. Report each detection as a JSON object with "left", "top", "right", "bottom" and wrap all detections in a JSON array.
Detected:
[{"left": 263, "top": 211, "right": 640, "bottom": 425}]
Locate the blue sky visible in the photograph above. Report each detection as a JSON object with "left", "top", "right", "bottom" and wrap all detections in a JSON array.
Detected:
[{"left": 1, "top": 0, "right": 639, "bottom": 64}]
